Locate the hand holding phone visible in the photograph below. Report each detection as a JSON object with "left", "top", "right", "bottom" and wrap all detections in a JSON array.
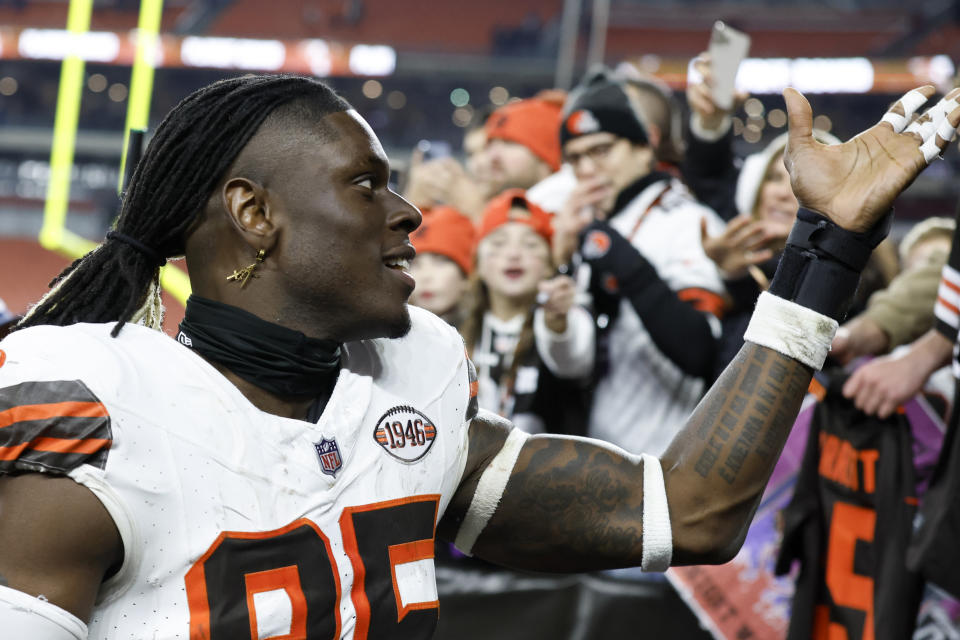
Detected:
[{"left": 707, "top": 21, "right": 750, "bottom": 110}]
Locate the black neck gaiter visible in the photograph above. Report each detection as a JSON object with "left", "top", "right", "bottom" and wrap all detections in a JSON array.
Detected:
[{"left": 177, "top": 295, "right": 341, "bottom": 399}]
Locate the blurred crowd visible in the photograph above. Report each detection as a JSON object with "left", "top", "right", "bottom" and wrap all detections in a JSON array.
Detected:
[
  {"left": 2, "top": 29, "right": 959, "bottom": 640},
  {"left": 389, "top": 50, "right": 960, "bottom": 639},
  {"left": 402, "top": 52, "right": 950, "bottom": 447}
]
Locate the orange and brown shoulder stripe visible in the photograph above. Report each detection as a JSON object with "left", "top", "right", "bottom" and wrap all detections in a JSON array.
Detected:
[{"left": 0, "top": 380, "right": 112, "bottom": 473}]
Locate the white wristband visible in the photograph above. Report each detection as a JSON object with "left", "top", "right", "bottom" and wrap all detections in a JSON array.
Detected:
[
  {"left": 640, "top": 453, "right": 673, "bottom": 572},
  {"left": 743, "top": 291, "right": 839, "bottom": 370},
  {"left": 454, "top": 427, "right": 530, "bottom": 555},
  {"left": 0, "top": 586, "right": 87, "bottom": 639}
]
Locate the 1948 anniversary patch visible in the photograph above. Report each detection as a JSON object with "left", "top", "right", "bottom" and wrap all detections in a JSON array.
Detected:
[{"left": 373, "top": 405, "right": 437, "bottom": 463}]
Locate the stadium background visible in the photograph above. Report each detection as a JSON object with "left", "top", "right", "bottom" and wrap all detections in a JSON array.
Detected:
[
  {"left": 0, "top": 1, "right": 958, "bottom": 638},
  {"left": 2, "top": 0, "right": 959, "bottom": 332}
]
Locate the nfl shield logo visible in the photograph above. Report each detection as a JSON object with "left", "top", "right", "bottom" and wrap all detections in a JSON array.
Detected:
[{"left": 314, "top": 438, "right": 342, "bottom": 477}]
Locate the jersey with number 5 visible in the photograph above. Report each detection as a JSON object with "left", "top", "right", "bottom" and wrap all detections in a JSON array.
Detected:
[{"left": 0, "top": 305, "right": 473, "bottom": 639}]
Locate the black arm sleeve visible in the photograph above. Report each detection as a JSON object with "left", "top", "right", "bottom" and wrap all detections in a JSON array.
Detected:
[
  {"left": 580, "top": 220, "right": 719, "bottom": 378},
  {"left": 723, "top": 273, "right": 762, "bottom": 314},
  {"left": 681, "top": 125, "right": 741, "bottom": 222}
]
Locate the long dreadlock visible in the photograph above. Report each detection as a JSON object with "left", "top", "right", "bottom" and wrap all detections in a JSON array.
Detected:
[{"left": 17, "top": 74, "right": 350, "bottom": 336}]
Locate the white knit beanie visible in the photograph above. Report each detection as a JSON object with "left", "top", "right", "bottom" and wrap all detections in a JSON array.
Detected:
[{"left": 734, "top": 129, "right": 842, "bottom": 218}]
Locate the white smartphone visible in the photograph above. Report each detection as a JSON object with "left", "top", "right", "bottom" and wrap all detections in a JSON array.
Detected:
[{"left": 707, "top": 21, "right": 750, "bottom": 110}]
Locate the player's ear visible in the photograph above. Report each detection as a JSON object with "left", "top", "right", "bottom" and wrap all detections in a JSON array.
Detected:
[{"left": 222, "top": 177, "right": 279, "bottom": 252}]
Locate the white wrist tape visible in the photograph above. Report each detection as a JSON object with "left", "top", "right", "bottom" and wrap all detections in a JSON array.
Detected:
[
  {"left": 454, "top": 428, "right": 530, "bottom": 555},
  {"left": 880, "top": 112, "right": 907, "bottom": 132},
  {"left": 906, "top": 97, "right": 960, "bottom": 136},
  {"left": 920, "top": 117, "right": 958, "bottom": 163},
  {"left": 743, "top": 291, "right": 839, "bottom": 370},
  {"left": 931, "top": 97, "right": 959, "bottom": 121},
  {"left": 905, "top": 96, "right": 953, "bottom": 138},
  {"left": 0, "top": 586, "right": 87, "bottom": 639},
  {"left": 881, "top": 88, "right": 930, "bottom": 133},
  {"left": 921, "top": 136, "right": 943, "bottom": 163},
  {"left": 907, "top": 117, "right": 937, "bottom": 141},
  {"left": 937, "top": 117, "right": 958, "bottom": 144},
  {"left": 640, "top": 453, "right": 672, "bottom": 572}
]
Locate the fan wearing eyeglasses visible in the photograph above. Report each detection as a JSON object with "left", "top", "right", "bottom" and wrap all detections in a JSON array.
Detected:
[{"left": 552, "top": 68, "right": 727, "bottom": 461}]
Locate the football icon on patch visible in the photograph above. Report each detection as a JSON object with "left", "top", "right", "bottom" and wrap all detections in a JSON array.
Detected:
[
  {"left": 314, "top": 437, "right": 343, "bottom": 477},
  {"left": 373, "top": 405, "right": 437, "bottom": 463}
]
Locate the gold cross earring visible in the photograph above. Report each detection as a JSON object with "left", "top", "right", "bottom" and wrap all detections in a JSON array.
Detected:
[{"left": 226, "top": 249, "right": 265, "bottom": 287}]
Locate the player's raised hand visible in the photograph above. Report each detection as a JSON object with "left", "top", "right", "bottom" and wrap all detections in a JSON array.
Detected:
[{"left": 783, "top": 86, "right": 960, "bottom": 232}]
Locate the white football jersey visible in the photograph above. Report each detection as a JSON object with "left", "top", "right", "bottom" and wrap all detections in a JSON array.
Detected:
[
  {"left": 0, "top": 306, "right": 472, "bottom": 639},
  {"left": 589, "top": 177, "right": 725, "bottom": 456}
]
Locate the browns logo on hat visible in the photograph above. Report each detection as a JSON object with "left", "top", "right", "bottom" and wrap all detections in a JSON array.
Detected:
[
  {"left": 478, "top": 189, "right": 553, "bottom": 244},
  {"left": 565, "top": 109, "right": 601, "bottom": 136},
  {"left": 485, "top": 95, "right": 564, "bottom": 171},
  {"left": 560, "top": 66, "right": 649, "bottom": 148},
  {"left": 410, "top": 206, "right": 477, "bottom": 275}
]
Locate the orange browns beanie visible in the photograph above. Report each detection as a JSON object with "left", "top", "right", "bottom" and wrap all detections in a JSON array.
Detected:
[
  {"left": 485, "top": 97, "right": 563, "bottom": 172},
  {"left": 478, "top": 189, "right": 553, "bottom": 244},
  {"left": 411, "top": 206, "right": 477, "bottom": 275}
]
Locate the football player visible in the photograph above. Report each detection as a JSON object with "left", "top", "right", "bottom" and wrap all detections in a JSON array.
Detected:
[{"left": 0, "top": 75, "right": 955, "bottom": 639}]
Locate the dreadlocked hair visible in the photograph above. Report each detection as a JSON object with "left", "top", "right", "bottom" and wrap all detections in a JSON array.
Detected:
[{"left": 17, "top": 74, "right": 351, "bottom": 337}]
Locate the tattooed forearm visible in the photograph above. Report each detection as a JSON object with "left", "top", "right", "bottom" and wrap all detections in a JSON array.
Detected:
[
  {"left": 666, "top": 344, "right": 812, "bottom": 564},
  {"left": 458, "top": 344, "right": 814, "bottom": 572},
  {"left": 685, "top": 345, "right": 809, "bottom": 485},
  {"left": 722, "top": 351, "right": 808, "bottom": 483},
  {"left": 694, "top": 359, "right": 738, "bottom": 442}
]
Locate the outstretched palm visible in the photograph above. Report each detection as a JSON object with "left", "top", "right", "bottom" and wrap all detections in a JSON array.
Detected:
[{"left": 783, "top": 86, "right": 960, "bottom": 232}]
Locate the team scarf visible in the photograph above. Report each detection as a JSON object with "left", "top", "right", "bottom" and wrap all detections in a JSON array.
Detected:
[{"left": 177, "top": 295, "right": 341, "bottom": 399}]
